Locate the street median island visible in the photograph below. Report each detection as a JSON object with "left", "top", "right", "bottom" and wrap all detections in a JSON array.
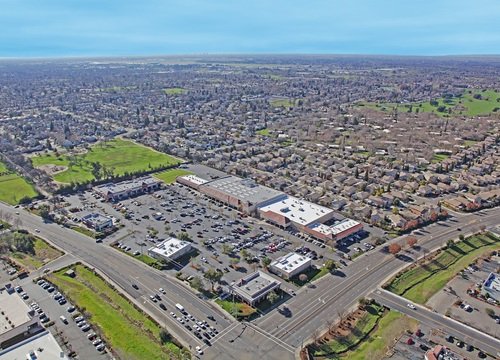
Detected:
[
  {"left": 384, "top": 232, "right": 499, "bottom": 304},
  {"left": 47, "top": 263, "right": 186, "bottom": 360}
]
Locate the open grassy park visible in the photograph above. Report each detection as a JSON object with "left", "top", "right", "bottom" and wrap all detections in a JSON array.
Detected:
[
  {"left": 356, "top": 89, "right": 499, "bottom": 117},
  {"left": 0, "top": 161, "right": 38, "bottom": 205},
  {"left": 31, "top": 139, "right": 181, "bottom": 184},
  {"left": 154, "top": 168, "right": 193, "bottom": 184},
  {"left": 269, "top": 98, "right": 300, "bottom": 109},
  {"left": 48, "top": 264, "right": 184, "bottom": 360},
  {"left": 256, "top": 128, "right": 271, "bottom": 136},
  {"left": 163, "top": 87, "right": 186, "bottom": 95},
  {"left": 386, "top": 232, "right": 499, "bottom": 304}
]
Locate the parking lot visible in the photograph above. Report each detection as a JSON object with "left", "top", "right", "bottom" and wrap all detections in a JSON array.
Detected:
[
  {"left": 54, "top": 179, "right": 384, "bottom": 296},
  {"left": 7, "top": 269, "right": 111, "bottom": 359},
  {"left": 427, "top": 253, "right": 500, "bottom": 338}
]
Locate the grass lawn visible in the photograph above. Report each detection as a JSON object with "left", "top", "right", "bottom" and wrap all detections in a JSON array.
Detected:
[
  {"left": 0, "top": 164, "right": 38, "bottom": 205},
  {"left": 270, "top": 98, "right": 299, "bottom": 109},
  {"left": 48, "top": 264, "right": 184, "bottom": 360},
  {"left": 461, "top": 90, "right": 499, "bottom": 116},
  {"left": 71, "top": 225, "right": 96, "bottom": 238},
  {"left": 463, "top": 140, "right": 478, "bottom": 147},
  {"left": 0, "top": 162, "right": 8, "bottom": 173},
  {"left": 154, "top": 169, "right": 193, "bottom": 184},
  {"left": 32, "top": 139, "right": 181, "bottom": 184},
  {"left": 289, "top": 267, "right": 322, "bottom": 287},
  {"left": 314, "top": 304, "right": 383, "bottom": 356},
  {"left": 163, "top": 87, "right": 186, "bottom": 95},
  {"left": 256, "top": 128, "right": 271, "bottom": 136},
  {"left": 215, "top": 299, "right": 256, "bottom": 319},
  {"left": 356, "top": 90, "right": 499, "bottom": 117},
  {"left": 431, "top": 153, "right": 450, "bottom": 163},
  {"left": 341, "top": 310, "right": 418, "bottom": 360},
  {"left": 386, "top": 233, "right": 499, "bottom": 304},
  {"left": 10, "top": 237, "right": 63, "bottom": 271}
]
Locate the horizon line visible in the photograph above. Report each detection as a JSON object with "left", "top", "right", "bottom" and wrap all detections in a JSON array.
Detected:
[{"left": 1, "top": 52, "right": 500, "bottom": 62}]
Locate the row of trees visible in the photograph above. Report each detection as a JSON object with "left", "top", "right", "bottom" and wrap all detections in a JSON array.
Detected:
[{"left": 0, "top": 231, "right": 35, "bottom": 255}]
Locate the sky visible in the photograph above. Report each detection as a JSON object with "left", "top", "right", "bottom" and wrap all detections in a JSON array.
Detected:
[{"left": 1, "top": 0, "right": 499, "bottom": 58}]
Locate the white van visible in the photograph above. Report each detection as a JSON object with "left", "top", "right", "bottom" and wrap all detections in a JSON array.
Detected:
[
  {"left": 60, "top": 315, "right": 68, "bottom": 324},
  {"left": 175, "top": 303, "right": 185, "bottom": 313}
]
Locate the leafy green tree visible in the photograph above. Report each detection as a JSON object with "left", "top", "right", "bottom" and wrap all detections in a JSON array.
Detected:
[
  {"left": 190, "top": 276, "right": 204, "bottom": 291},
  {"left": 261, "top": 257, "right": 271, "bottom": 269},
  {"left": 222, "top": 244, "right": 233, "bottom": 255},
  {"left": 159, "top": 329, "right": 171, "bottom": 344},
  {"left": 267, "top": 290, "right": 279, "bottom": 304},
  {"left": 204, "top": 268, "right": 223, "bottom": 291},
  {"left": 324, "top": 259, "right": 337, "bottom": 271}
]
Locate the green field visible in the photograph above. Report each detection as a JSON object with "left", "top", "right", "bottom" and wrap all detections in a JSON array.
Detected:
[
  {"left": 0, "top": 162, "right": 8, "bottom": 173},
  {"left": 48, "top": 264, "right": 184, "bottom": 360},
  {"left": 11, "top": 237, "right": 63, "bottom": 270},
  {"left": 340, "top": 311, "right": 418, "bottom": 360},
  {"left": 431, "top": 153, "right": 450, "bottom": 163},
  {"left": 386, "top": 233, "right": 499, "bottom": 304},
  {"left": 163, "top": 87, "right": 186, "bottom": 95},
  {"left": 154, "top": 169, "right": 193, "bottom": 184},
  {"left": 357, "top": 89, "right": 499, "bottom": 117},
  {"left": 313, "top": 304, "right": 383, "bottom": 356},
  {"left": 31, "top": 139, "right": 181, "bottom": 184},
  {"left": 0, "top": 162, "right": 38, "bottom": 205},
  {"left": 256, "top": 128, "right": 271, "bottom": 136},
  {"left": 269, "top": 98, "right": 300, "bottom": 109}
]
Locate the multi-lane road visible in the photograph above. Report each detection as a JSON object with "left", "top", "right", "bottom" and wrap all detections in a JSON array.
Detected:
[
  {"left": 1, "top": 201, "right": 499, "bottom": 359},
  {"left": 371, "top": 289, "right": 500, "bottom": 357},
  {"left": 254, "top": 208, "right": 500, "bottom": 349}
]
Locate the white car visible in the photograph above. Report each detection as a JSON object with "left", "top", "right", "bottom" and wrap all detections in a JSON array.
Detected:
[
  {"left": 195, "top": 345, "right": 203, "bottom": 355},
  {"left": 407, "top": 303, "right": 416, "bottom": 310}
]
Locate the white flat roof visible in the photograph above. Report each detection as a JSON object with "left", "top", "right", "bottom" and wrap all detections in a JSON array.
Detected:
[
  {"left": 179, "top": 174, "right": 208, "bottom": 186},
  {"left": 484, "top": 272, "right": 500, "bottom": 292},
  {"left": 271, "top": 252, "right": 311, "bottom": 273},
  {"left": 96, "top": 176, "right": 160, "bottom": 194},
  {"left": 202, "top": 176, "right": 283, "bottom": 205},
  {"left": 149, "top": 237, "right": 191, "bottom": 259},
  {"left": 308, "top": 218, "right": 361, "bottom": 236},
  {"left": 0, "top": 291, "right": 31, "bottom": 334},
  {"left": 258, "top": 195, "right": 334, "bottom": 226},
  {"left": 233, "top": 271, "right": 281, "bottom": 300},
  {"left": 1, "top": 331, "right": 68, "bottom": 360}
]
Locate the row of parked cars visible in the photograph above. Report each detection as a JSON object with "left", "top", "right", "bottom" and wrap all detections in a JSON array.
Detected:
[{"left": 35, "top": 279, "right": 107, "bottom": 353}]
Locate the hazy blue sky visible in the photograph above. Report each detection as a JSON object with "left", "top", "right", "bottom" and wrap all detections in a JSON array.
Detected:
[{"left": 1, "top": 0, "right": 499, "bottom": 57}]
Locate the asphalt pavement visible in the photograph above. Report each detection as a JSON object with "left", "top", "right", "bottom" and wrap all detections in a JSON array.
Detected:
[
  {"left": 370, "top": 289, "right": 500, "bottom": 358},
  {"left": 2, "top": 201, "right": 499, "bottom": 360}
]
